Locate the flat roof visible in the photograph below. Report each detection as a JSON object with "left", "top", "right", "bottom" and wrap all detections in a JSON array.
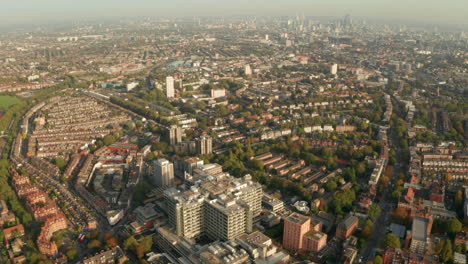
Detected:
[
  {"left": 286, "top": 212, "right": 309, "bottom": 225},
  {"left": 305, "top": 230, "right": 326, "bottom": 240},
  {"left": 339, "top": 215, "right": 358, "bottom": 229},
  {"left": 412, "top": 217, "right": 428, "bottom": 241},
  {"left": 390, "top": 223, "right": 406, "bottom": 239}
]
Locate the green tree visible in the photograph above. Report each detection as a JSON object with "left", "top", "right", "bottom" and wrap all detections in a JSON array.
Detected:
[
  {"left": 88, "top": 239, "right": 102, "bottom": 250},
  {"left": 53, "top": 157, "right": 67, "bottom": 172},
  {"left": 361, "top": 220, "right": 374, "bottom": 239},
  {"left": 454, "top": 190, "right": 464, "bottom": 214},
  {"left": 331, "top": 189, "right": 356, "bottom": 215},
  {"left": 368, "top": 204, "right": 381, "bottom": 221},
  {"left": 381, "top": 233, "right": 401, "bottom": 249},
  {"left": 326, "top": 157, "right": 337, "bottom": 169},
  {"left": 436, "top": 239, "right": 453, "bottom": 263},
  {"left": 124, "top": 236, "right": 138, "bottom": 251},
  {"left": 132, "top": 181, "right": 153, "bottom": 207},
  {"left": 373, "top": 255, "right": 383, "bottom": 264},
  {"left": 447, "top": 218, "right": 462, "bottom": 234},
  {"left": 322, "top": 147, "right": 333, "bottom": 159},
  {"left": 355, "top": 161, "right": 367, "bottom": 177},
  {"left": 248, "top": 159, "right": 264, "bottom": 170},
  {"left": 217, "top": 105, "right": 229, "bottom": 116},
  {"left": 141, "top": 235, "right": 153, "bottom": 252},
  {"left": 124, "top": 235, "right": 152, "bottom": 259},
  {"left": 146, "top": 152, "right": 156, "bottom": 161},
  {"left": 343, "top": 168, "right": 357, "bottom": 183},
  {"left": 66, "top": 249, "right": 78, "bottom": 260},
  {"left": 103, "top": 135, "right": 117, "bottom": 146},
  {"left": 325, "top": 180, "right": 338, "bottom": 192}
]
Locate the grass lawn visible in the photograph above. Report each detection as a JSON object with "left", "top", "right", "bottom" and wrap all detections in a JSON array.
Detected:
[{"left": 0, "top": 95, "right": 20, "bottom": 109}]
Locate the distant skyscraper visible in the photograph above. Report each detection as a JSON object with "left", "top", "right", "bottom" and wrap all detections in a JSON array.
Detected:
[
  {"left": 168, "top": 125, "right": 183, "bottom": 145},
  {"left": 153, "top": 159, "right": 174, "bottom": 187},
  {"left": 265, "top": 34, "right": 269, "bottom": 41},
  {"left": 330, "top": 63, "right": 338, "bottom": 75},
  {"left": 166, "top": 76, "right": 175, "bottom": 98},
  {"left": 244, "top": 64, "right": 252, "bottom": 76},
  {"left": 196, "top": 135, "right": 212, "bottom": 155},
  {"left": 343, "top": 14, "right": 352, "bottom": 29}
]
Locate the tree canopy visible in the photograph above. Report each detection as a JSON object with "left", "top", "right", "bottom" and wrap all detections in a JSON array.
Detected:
[{"left": 381, "top": 233, "right": 401, "bottom": 249}]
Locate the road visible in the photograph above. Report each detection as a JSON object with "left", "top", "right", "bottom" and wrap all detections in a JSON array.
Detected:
[{"left": 358, "top": 100, "right": 408, "bottom": 262}]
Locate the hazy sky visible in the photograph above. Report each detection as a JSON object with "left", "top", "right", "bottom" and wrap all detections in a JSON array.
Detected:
[{"left": 1, "top": 0, "right": 467, "bottom": 26}]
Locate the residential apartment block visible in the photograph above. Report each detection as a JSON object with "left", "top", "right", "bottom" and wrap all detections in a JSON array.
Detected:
[
  {"left": 153, "top": 158, "right": 174, "bottom": 187},
  {"left": 164, "top": 169, "right": 262, "bottom": 241},
  {"left": 283, "top": 212, "right": 327, "bottom": 252}
]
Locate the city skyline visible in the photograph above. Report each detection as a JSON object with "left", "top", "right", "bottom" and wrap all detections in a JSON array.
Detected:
[{"left": 1, "top": 0, "right": 468, "bottom": 28}]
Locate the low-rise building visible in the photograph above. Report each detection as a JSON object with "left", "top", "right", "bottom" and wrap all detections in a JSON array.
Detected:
[
  {"left": 82, "top": 246, "right": 128, "bottom": 264},
  {"left": 382, "top": 248, "right": 436, "bottom": 264},
  {"left": 0, "top": 200, "right": 16, "bottom": 226},
  {"left": 262, "top": 194, "right": 284, "bottom": 213},
  {"left": 303, "top": 230, "right": 327, "bottom": 252},
  {"left": 336, "top": 215, "right": 358, "bottom": 240},
  {"left": 236, "top": 231, "right": 290, "bottom": 263}
]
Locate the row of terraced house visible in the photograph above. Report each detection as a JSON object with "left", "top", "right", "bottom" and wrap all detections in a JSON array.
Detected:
[{"left": 11, "top": 168, "right": 68, "bottom": 259}]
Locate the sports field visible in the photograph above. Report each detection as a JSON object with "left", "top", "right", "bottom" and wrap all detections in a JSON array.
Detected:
[{"left": 0, "top": 95, "right": 20, "bottom": 109}]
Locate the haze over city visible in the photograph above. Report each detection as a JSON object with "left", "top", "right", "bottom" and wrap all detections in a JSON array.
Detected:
[{"left": 1, "top": 0, "right": 468, "bottom": 27}]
